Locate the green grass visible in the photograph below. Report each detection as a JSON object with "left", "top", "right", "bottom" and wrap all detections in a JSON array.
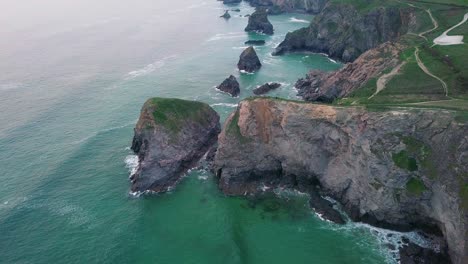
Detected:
[
  {"left": 393, "top": 150, "right": 419, "bottom": 171},
  {"left": 146, "top": 97, "right": 212, "bottom": 133},
  {"left": 460, "top": 181, "right": 468, "bottom": 209},
  {"left": 226, "top": 110, "right": 251, "bottom": 143},
  {"left": 406, "top": 177, "right": 427, "bottom": 195}
]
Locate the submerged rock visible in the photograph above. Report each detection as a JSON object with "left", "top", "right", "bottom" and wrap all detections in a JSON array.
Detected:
[
  {"left": 220, "top": 10, "right": 231, "bottom": 19},
  {"left": 253, "top": 82, "right": 281, "bottom": 95},
  {"left": 214, "top": 98, "right": 467, "bottom": 263},
  {"left": 130, "top": 98, "right": 220, "bottom": 193},
  {"left": 231, "top": 8, "right": 241, "bottom": 12},
  {"left": 217, "top": 75, "right": 240, "bottom": 97},
  {"left": 237, "top": 46, "right": 262, "bottom": 73},
  {"left": 244, "top": 40, "right": 266, "bottom": 45},
  {"left": 245, "top": 8, "right": 274, "bottom": 35}
]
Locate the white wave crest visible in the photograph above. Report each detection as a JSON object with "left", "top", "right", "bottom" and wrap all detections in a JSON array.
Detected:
[
  {"left": 125, "top": 55, "right": 177, "bottom": 79},
  {"left": 210, "top": 103, "right": 238, "bottom": 107},
  {"left": 289, "top": 17, "right": 310, "bottom": 24},
  {"left": 207, "top": 32, "right": 245, "bottom": 42},
  {"left": 124, "top": 155, "right": 139, "bottom": 177}
]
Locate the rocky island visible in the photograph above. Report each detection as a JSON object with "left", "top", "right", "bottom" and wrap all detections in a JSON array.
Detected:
[
  {"left": 238, "top": 46, "right": 262, "bottom": 73},
  {"left": 253, "top": 82, "right": 281, "bottom": 95},
  {"left": 130, "top": 98, "right": 220, "bottom": 193},
  {"left": 245, "top": 8, "right": 274, "bottom": 35},
  {"left": 217, "top": 75, "right": 240, "bottom": 97}
]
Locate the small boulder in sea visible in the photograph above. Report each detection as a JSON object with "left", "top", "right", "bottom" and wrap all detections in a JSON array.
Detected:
[
  {"left": 231, "top": 8, "right": 241, "bottom": 12},
  {"left": 238, "top": 46, "right": 262, "bottom": 73},
  {"left": 130, "top": 98, "right": 220, "bottom": 193},
  {"left": 253, "top": 82, "right": 281, "bottom": 95},
  {"left": 245, "top": 8, "right": 274, "bottom": 35},
  {"left": 220, "top": 10, "right": 231, "bottom": 19},
  {"left": 244, "top": 40, "right": 266, "bottom": 46},
  {"left": 217, "top": 75, "right": 240, "bottom": 97}
]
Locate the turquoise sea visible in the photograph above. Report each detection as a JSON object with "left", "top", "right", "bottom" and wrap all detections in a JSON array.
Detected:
[{"left": 0, "top": 0, "right": 420, "bottom": 263}]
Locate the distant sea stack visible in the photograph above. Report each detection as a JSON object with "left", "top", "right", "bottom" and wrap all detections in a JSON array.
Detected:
[
  {"left": 217, "top": 75, "right": 240, "bottom": 97},
  {"left": 220, "top": 10, "right": 231, "bottom": 19},
  {"left": 238, "top": 46, "right": 262, "bottom": 73},
  {"left": 245, "top": 8, "right": 274, "bottom": 35},
  {"left": 130, "top": 98, "right": 220, "bottom": 193},
  {"left": 253, "top": 82, "right": 281, "bottom": 95}
]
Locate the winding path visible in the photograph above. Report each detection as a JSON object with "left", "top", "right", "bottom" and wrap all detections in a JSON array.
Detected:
[
  {"left": 368, "top": 62, "right": 406, "bottom": 99},
  {"left": 433, "top": 12, "right": 468, "bottom": 46},
  {"left": 414, "top": 47, "right": 448, "bottom": 96}
]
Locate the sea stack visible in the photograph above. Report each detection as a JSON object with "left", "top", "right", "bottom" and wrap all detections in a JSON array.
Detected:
[
  {"left": 130, "top": 98, "right": 220, "bottom": 193},
  {"left": 253, "top": 82, "right": 281, "bottom": 95},
  {"left": 237, "top": 46, "right": 262, "bottom": 73},
  {"left": 245, "top": 8, "right": 274, "bottom": 35},
  {"left": 217, "top": 75, "right": 240, "bottom": 97},
  {"left": 220, "top": 10, "right": 231, "bottom": 19}
]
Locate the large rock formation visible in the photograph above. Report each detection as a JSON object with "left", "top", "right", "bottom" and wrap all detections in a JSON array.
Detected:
[
  {"left": 296, "top": 42, "right": 404, "bottom": 102},
  {"left": 130, "top": 98, "right": 220, "bottom": 193},
  {"left": 273, "top": 3, "right": 417, "bottom": 62},
  {"left": 253, "top": 82, "right": 281, "bottom": 95},
  {"left": 213, "top": 98, "right": 468, "bottom": 263},
  {"left": 217, "top": 75, "right": 240, "bottom": 97},
  {"left": 245, "top": 8, "right": 274, "bottom": 35},
  {"left": 245, "top": 0, "right": 328, "bottom": 14},
  {"left": 238, "top": 46, "right": 262, "bottom": 73}
]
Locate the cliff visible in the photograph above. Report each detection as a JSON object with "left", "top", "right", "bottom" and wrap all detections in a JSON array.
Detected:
[
  {"left": 130, "top": 98, "right": 220, "bottom": 193},
  {"left": 245, "top": 0, "right": 328, "bottom": 14},
  {"left": 273, "top": 3, "right": 416, "bottom": 62},
  {"left": 213, "top": 98, "right": 468, "bottom": 263},
  {"left": 296, "top": 41, "right": 404, "bottom": 102}
]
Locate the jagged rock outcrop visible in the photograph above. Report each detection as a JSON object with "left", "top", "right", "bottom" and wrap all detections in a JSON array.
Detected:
[
  {"left": 238, "top": 46, "right": 262, "bottom": 73},
  {"left": 296, "top": 42, "right": 404, "bottom": 102},
  {"left": 245, "top": 40, "right": 266, "bottom": 45},
  {"left": 273, "top": 3, "right": 416, "bottom": 62},
  {"left": 130, "top": 98, "right": 220, "bottom": 193},
  {"left": 399, "top": 243, "right": 451, "bottom": 264},
  {"left": 213, "top": 98, "right": 468, "bottom": 263},
  {"left": 253, "top": 82, "right": 281, "bottom": 95},
  {"left": 245, "top": 0, "right": 328, "bottom": 14},
  {"left": 245, "top": 8, "right": 274, "bottom": 35},
  {"left": 220, "top": 10, "right": 231, "bottom": 19},
  {"left": 217, "top": 75, "right": 240, "bottom": 97}
]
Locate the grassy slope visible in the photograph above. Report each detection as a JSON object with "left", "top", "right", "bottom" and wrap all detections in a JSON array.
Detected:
[{"left": 333, "top": 0, "right": 468, "bottom": 112}]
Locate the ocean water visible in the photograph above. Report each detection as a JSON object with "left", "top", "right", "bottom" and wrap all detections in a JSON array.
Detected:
[{"left": 0, "top": 0, "right": 414, "bottom": 263}]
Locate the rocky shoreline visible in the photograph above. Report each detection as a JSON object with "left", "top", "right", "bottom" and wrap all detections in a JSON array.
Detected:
[{"left": 127, "top": 1, "right": 468, "bottom": 263}]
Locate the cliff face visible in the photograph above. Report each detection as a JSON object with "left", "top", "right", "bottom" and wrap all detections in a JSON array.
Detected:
[
  {"left": 131, "top": 98, "right": 220, "bottom": 193},
  {"left": 213, "top": 98, "right": 468, "bottom": 263},
  {"left": 245, "top": 0, "right": 328, "bottom": 14},
  {"left": 296, "top": 42, "right": 404, "bottom": 102},
  {"left": 274, "top": 4, "right": 415, "bottom": 62}
]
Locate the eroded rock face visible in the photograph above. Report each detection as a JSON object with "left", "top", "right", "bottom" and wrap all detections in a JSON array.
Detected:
[
  {"left": 245, "top": 0, "right": 328, "bottom": 14},
  {"left": 213, "top": 98, "right": 467, "bottom": 263},
  {"left": 273, "top": 3, "right": 416, "bottom": 62},
  {"left": 253, "top": 82, "right": 281, "bottom": 95},
  {"left": 296, "top": 42, "right": 404, "bottom": 102},
  {"left": 238, "top": 46, "right": 262, "bottom": 73},
  {"left": 217, "top": 75, "right": 240, "bottom": 97},
  {"left": 130, "top": 98, "right": 220, "bottom": 193},
  {"left": 245, "top": 8, "right": 274, "bottom": 35}
]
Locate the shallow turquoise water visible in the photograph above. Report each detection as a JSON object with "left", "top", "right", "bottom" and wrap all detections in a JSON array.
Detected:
[{"left": 0, "top": 0, "right": 392, "bottom": 263}]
